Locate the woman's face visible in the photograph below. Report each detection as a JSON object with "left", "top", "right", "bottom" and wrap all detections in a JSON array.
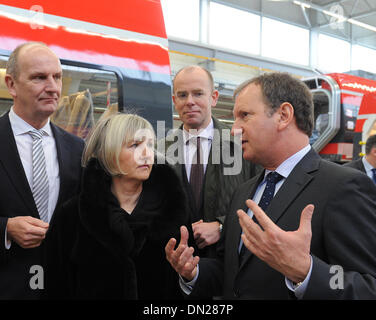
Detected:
[{"left": 118, "top": 130, "right": 155, "bottom": 182}]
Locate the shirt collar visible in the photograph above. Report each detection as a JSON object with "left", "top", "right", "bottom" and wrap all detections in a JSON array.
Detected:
[
  {"left": 183, "top": 118, "right": 214, "bottom": 144},
  {"left": 362, "top": 157, "right": 374, "bottom": 173},
  {"left": 264, "top": 144, "right": 312, "bottom": 180},
  {"left": 9, "top": 106, "right": 52, "bottom": 137}
]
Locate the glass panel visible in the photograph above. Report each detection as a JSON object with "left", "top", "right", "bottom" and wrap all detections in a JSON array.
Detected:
[
  {"left": 309, "top": 89, "right": 330, "bottom": 145},
  {"left": 318, "top": 34, "right": 350, "bottom": 72},
  {"left": 209, "top": 2, "right": 260, "bottom": 55},
  {"left": 0, "top": 57, "right": 118, "bottom": 139},
  {"left": 352, "top": 45, "right": 376, "bottom": 74},
  {"left": 161, "top": 0, "right": 200, "bottom": 41},
  {"left": 261, "top": 17, "right": 309, "bottom": 66}
]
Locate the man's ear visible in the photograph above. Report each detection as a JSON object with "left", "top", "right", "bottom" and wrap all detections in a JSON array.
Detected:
[
  {"left": 211, "top": 89, "right": 219, "bottom": 107},
  {"left": 278, "top": 102, "right": 294, "bottom": 130},
  {"left": 4, "top": 74, "right": 16, "bottom": 98}
]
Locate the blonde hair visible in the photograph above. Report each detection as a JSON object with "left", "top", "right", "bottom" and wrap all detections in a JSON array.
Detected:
[{"left": 82, "top": 113, "right": 155, "bottom": 176}]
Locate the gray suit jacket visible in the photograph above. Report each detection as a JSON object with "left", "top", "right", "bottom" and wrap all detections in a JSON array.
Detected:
[
  {"left": 191, "top": 149, "right": 376, "bottom": 299},
  {"left": 343, "top": 158, "right": 366, "bottom": 174},
  {"left": 159, "top": 117, "right": 258, "bottom": 257}
]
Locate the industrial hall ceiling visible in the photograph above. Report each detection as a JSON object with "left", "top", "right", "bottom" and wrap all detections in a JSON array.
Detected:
[{"left": 223, "top": 0, "right": 376, "bottom": 49}]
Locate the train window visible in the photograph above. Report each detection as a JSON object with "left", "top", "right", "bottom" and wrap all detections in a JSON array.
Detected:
[
  {"left": 309, "top": 89, "right": 330, "bottom": 145},
  {"left": 0, "top": 57, "right": 118, "bottom": 139}
]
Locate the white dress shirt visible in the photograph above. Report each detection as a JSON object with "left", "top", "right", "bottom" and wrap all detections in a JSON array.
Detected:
[
  {"left": 182, "top": 119, "right": 214, "bottom": 181},
  {"left": 362, "top": 157, "right": 376, "bottom": 181},
  {"left": 5, "top": 107, "right": 60, "bottom": 248}
]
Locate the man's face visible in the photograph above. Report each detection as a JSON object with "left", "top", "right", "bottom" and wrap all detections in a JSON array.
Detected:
[
  {"left": 173, "top": 68, "right": 218, "bottom": 131},
  {"left": 6, "top": 45, "right": 62, "bottom": 127},
  {"left": 232, "top": 83, "right": 279, "bottom": 164}
]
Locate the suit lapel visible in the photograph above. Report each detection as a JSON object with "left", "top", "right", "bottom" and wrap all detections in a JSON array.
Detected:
[
  {"left": 236, "top": 171, "right": 265, "bottom": 269},
  {"left": 0, "top": 114, "right": 38, "bottom": 217},
  {"left": 51, "top": 123, "right": 70, "bottom": 210},
  {"left": 238, "top": 149, "right": 320, "bottom": 269}
]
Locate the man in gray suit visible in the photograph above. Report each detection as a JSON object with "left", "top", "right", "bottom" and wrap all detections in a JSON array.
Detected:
[
  {"left": 166, "top": 72, "right": 376, "bottom": 299},
  {"left": 160, "top": 66, "right": 257, "bottom": 259},
  {"left": 344, "top": 134, "right": 376, "bottom": 183}
]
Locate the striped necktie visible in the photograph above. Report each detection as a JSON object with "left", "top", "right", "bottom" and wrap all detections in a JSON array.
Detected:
[{"left": 29, "top": 129, "right": 49, "bottom": 223}]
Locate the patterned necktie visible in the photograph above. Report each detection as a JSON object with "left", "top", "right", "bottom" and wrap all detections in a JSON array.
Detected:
[
  {"left": 239, "top": 171, "right": 283, "bottom": 262},
  {"left": 189, "top": 136, "right": 204, "bottom": 210},
  {"left": 372, "top": 168, "right": 376, "bottom": 184},
  {"left": 258, "top": 172, "right": 284, "bottom": 212},
  {"left": 29, "top": 130, "right": 49, "bottom": 223}
]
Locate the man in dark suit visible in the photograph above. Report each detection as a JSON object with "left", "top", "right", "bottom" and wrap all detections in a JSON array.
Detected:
[
  {"left": 344, "top": 134, "right": 376, "bottom": 183},
  {"left": 160, "top": 65, "right": 257, "bottom": 258},
  {"left": 0, "top": 42, "right": 84, "bottom": 299},
  {"left": 166, "top": 72, "right": 376, "bottom": 299}
]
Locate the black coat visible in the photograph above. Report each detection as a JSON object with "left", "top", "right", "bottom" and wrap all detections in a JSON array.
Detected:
[{"left": 45, "top": 159, "right": 192, "bottom": 300}]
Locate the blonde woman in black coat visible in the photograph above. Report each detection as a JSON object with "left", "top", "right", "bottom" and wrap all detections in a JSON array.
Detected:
[{"left": 45, "top": 113, "right": 194, "bottom": 299}]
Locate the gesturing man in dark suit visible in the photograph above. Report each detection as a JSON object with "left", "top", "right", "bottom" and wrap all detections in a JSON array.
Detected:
[
  {"left": 166, "top": 72, "right": 376, "bottom": 299},
  {"left": 0, "top": 42, "right": 84, "bottom": 299},
  {"left": 344, "top": 134, "right": 376, "bottom": 183}
]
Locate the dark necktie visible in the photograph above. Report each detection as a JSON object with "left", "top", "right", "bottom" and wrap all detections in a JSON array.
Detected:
[
  {"left": 239, "top": 171, "right": 283, "bottom": 263},
  {"left": 372, "top": 168, "right": 376, "bottom": 184},
  {"left": 189, "top": 136, "right": 204, "bottom": 210}
]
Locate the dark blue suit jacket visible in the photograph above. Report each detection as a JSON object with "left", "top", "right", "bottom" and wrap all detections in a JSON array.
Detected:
[{"left": 191, "top": 149, "right": 376, "bottom": 299}]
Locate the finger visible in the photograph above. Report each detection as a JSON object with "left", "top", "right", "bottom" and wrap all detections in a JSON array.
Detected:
[
  {"left": 165, "top": 238, "right": 177, "bottom": 257},
  {"left": 241, "top": 234, "right": 257, "bottom": 255},
  {"left": 195, "top": 238, "right": 206, "bottom": 249},
  {"left": 192, "top": 219, "right": 203, "bottom": 226},
  {"left": 298, "top": 204, "right": 314, "bottom": 234},
  {"left": 246, "top": 199, "right": 277, "bottom": 231},
  {"left": 237, "top": 209, "right": 258, "bottom": 233},
  {"left": 177, "top": 246, "right": 196, "bottom": 276},
  {"left": 26, "top": 217, "right": 49, "bottom": 229},
  {"left": 20, "top": 238, "right": 43, "bottom": 249},
  {"left": 27, "top": 225, "right": 48, "bottom": 237},
  {"left": 180, "top": 226, "right": 189, "bottom": 246}
]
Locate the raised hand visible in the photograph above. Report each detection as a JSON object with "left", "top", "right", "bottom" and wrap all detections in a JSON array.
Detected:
[
  {"left": 165, "top": 225, "right": 200, "bottom": 281},
  {"left": 238, "top": 200, "right": 314, "bottom": 283}
]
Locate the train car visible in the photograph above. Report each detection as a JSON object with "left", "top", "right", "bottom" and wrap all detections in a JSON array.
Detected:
[
  {"left": 0, "top": 0, "right": 172, "bottom": 138},
  {"left": 304, "top": 71, "right": 376, "bottom": 163}
]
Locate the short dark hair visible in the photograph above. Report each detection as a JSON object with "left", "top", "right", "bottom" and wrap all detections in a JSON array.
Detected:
[
  {"left": 173, "top": 65, "right": 214, "bottom": 93},
  {"left": 234, "top": 72, "right": 314, "bottom": 137},
  {"left": 6, "top": 42, "right": 48, "bottom": 79},
  {"left": 365, "top": 134, "right": 376, "bottom": 155}
]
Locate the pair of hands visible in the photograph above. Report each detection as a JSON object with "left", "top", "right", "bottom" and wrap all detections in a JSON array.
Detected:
[
  {"left": 7, "top": 216, "right": 49, "bottom": 249},
  {"left": 165, "top": 200, "right": 314, "bottom": 283}
]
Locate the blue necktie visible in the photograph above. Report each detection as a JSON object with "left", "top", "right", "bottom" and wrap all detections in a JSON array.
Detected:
[
  {"left": 372, "top": 168, "right": 376, "bottom": 184},
  {"left": 258, "top": 172, "right": 284, "bottom": 212},
  {"left": 239, "top": 171, "right": 283, "bottom": 262}
]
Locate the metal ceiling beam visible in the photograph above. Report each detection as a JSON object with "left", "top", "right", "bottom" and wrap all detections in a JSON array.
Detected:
[{"left": 316, "top": 8, "right": 376, "bottom": 29}]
